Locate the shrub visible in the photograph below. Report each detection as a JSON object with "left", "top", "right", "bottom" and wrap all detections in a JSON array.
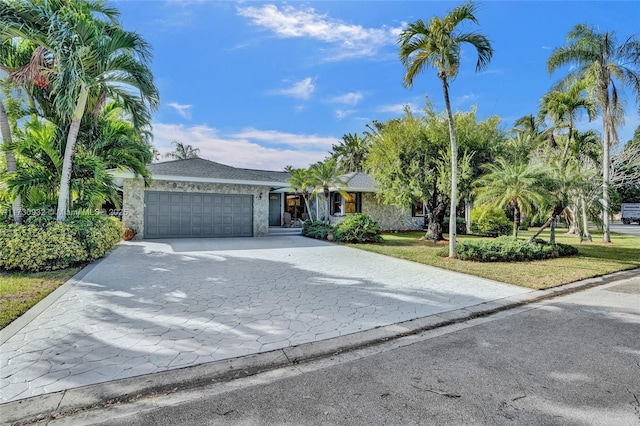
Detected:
[
  {"left": 302, "top": 220, "right": 334, "bottom": 240},
  {"left": 0, "top": 222, "right": 87, "bottom": 271},
  {"left": 334, "top": 213, "right": 382, "bottom": 243},
  {"left": 444, "top": 216, "right": 467, "bottom": 235},
  {"left": 0, "top": 215, "right": 123, "bottom": 272},
  {"left": 66, "top": 215, "right": 123, "bottom": 259},
  {"left": 450, "top": 236, "right": 578, "bottom": 262},
  {"left": 470, "top": 205, "right": 511, "bottom": 236}
]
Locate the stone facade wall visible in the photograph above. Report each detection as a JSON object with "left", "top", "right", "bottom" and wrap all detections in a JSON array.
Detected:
[
  {"left": 122, "top": 178, "right": 144, "bottom": 238},
  {"left": 122, "top": 178, "right": 271, "bottom": 239},
  {"left": 328, "top": 192, "right": 423, "bottom": 231}
]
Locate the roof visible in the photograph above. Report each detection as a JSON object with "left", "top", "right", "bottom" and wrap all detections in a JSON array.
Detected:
[
  {"left": 341, "top": 172, "right": 377, "bottom": 191},
  {"left": 144, "top": 158, "right": 289, "bottom": 185},
  {"left": 111, "top": 159, "right": 380, "bottom": 191}
]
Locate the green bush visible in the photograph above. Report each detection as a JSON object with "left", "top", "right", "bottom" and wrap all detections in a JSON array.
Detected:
[
  {"left": 334, "top": 213, "right": 382, "bottom": 243},
  {"left": 0, "top": 215, "right": 123, "bottom": 272},
  {"left": 302, "top": 220, "right": 334, "bottom": 240},
  {"left": 444, "top": 216, "right": 467, "bottom": 235},
  {"left": 66, "top": 215, "right": 123, "bottom": 259},
  {"left": 470, "top": 205, "right": 511, "bottom": 236},
  {"left": 450, "top": 236, "right": 578, "bottom": 262}
]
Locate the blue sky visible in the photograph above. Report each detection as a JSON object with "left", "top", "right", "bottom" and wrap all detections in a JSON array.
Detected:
[{"left": 114, "top": 1, "right": 640, "bottom": 170}]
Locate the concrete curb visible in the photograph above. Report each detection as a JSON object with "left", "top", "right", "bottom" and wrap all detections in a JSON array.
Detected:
[{"left": 2, "top": 267, "right": 638, "bottom": 425}]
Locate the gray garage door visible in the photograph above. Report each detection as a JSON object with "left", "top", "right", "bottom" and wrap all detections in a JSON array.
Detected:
[{"left": 144, "top": 191, "right": 253, "bottom": 238}]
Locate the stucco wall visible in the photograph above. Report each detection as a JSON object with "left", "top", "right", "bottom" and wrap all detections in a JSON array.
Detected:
[
  {"left": 122, "top": 178, "right": 271, "bottom": 239},
  {"left": 328, "top": 192, "right": 423, "bottom": 231}
]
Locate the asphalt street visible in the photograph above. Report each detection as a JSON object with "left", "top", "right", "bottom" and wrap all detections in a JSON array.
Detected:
[
  {"left": 611, "top": 222, "right": 640, "bottom": 237},
  {"left": 49, "top": 277, "right": 640, "bottom": 426}
]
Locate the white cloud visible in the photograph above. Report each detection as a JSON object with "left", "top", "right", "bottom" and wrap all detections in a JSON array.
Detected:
[
  {"left": 151, "top": 123, "right": 334, "bottom": 170},
  {"left": 232, "top": 128, "right": 338, "bottom": 147},
  {"left": 167, "top": 102, "right": 193, "bottom": 119},
  {"left": 237, "top": 4, "right": 401, "bottom": 60},
  {"left": 335, "top": 110, "right": 355, "bottom": 120},
  {"left": 272, "top": 78, "right": 316, "bottom": 100},
  {"left": 330, "top": 92, "right": 364, "bottom": 106},
  {"left": 377, "top": 103, "right": 419, "bottom": 115},
  {"left": 453, "top": 93, "right": 479, "bottom": 107}
]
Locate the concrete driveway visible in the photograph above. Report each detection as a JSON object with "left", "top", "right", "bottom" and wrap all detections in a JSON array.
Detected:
[{"left": 0, "top": 237, "right": 531, "bottom": 403}]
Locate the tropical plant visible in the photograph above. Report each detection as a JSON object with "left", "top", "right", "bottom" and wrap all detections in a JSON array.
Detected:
[
  {"left": 309, "top": 158, "right": 349, "bottom": 224},
  {"left": 538, "top": 80, "right": 596, "bottom": 164},
  {"left": 286, "top": 168, "right": 314, "bottom": 220},
  {"left": 547, "top": 24, "right": 640, "bottom": 242},
  {"left": 1, "top": 0, "right": 159, "bottom": 221},
  {"left": 165, "top": 140, "right": 200, "bottom": 160},
  {"left": 334, "top": 213, "right": 382, "bottom": 243},
  {"left": 330, "top": 133, "right": 370, "bottom": 173},
  {"left": 474, "top": 159, "right": 547, "bottom": 238},
  {"left": 398, "top": 0, "right": 493, "bottom": 257}
]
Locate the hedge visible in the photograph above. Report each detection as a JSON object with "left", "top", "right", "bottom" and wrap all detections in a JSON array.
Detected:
[
  {"left": 450, "top": 236, "right": 579, "bottom": 262},
  {"left": 0, "top": 216, "right": 123, "bottom": 272}
]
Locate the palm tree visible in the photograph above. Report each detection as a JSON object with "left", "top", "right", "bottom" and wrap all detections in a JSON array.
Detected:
[
  {"left": 309, "top": 158, "right": 349, "bottom": 224},
  {"left": 331, "top": 133, "right": 369, "bottom": 173},
  {"left": 398, "top": 1, "right": 493, "bottom": 257},
  {"left": 547, "top": 24, "right": 640, "bottom": 243},
  {"left": 0, "top": 98, "right": 23, "bottom": 223},
  {"left": 81, "top": 101, "right": 154, "bottom": 183},
  {"left": 286, "top": 168, "right": 314, "bottom": 220},
  {"left": 2, "top": 0, "right": 159, "bottom": 221},
  {"left": 165, "top": 141, "right": 200, "bottom": 160},
  {"left": 538, "top": 80, "right": 596, "bottom": 164},
  {"left": 474, "top": 159, "right": 547, "bottom": 238}
]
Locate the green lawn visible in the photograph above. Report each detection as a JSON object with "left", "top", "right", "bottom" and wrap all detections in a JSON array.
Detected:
[
  {"left": 0, "top": 268, "right": 80, "bottom": 329},
  {"left": 348, "top": 229, "right": 640, "bottom": 290}
]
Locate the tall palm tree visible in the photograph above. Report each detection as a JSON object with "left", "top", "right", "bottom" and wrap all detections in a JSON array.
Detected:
[
  {"left": 398, "top": 1, "right": 493, "bottom": 257},
  {"left": 331, "top": 133, "right": 369, "bottom": 173},
  {"left": 165, "top": 141, "right": 200, "bottom": 160},
  {"left": 538, "top": 80, "right": 596, "bottom": 164},
  {"left": 547, "top": 24, "right": 640, "bottom": 243},
  {"left": 474, "top": 159, "right": 547, "bottom": 238},
  {"left": 309, "top": 158, "right": 349, "bottom": 224},
  {"left": 2, "top": 0, "right": 159, "bottom": 221}
]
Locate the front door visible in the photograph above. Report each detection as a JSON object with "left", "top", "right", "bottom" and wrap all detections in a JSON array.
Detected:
[{"left": 268, "top": 193, "right": 281, "bottom": 226}]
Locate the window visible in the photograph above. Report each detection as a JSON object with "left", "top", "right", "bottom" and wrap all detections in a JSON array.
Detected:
[
  {"left": 412, "top": 200, "right": 427, "bottom": 217},
  {"left": 331, "top": 192, "right": 361, "bottom": 215}
]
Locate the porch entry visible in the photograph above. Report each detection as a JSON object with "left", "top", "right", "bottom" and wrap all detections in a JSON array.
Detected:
[{"left": 268, "top": 193, "right": 281, "bottom": 226}]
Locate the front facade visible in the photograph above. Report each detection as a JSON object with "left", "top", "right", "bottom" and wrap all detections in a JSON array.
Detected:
[{"left": 113, "top": 159, "right": 423, "bottom": 240}]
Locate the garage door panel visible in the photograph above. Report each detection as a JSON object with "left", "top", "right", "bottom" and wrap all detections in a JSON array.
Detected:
[{"left": 145, "top": 191, "right": 253, "bottom": 238}]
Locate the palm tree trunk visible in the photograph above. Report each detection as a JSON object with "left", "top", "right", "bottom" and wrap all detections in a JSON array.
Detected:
[
  {"left": 441, "top": 76, "right": 457, "bottom": 257},
  {"left": 550, "top": 219, "right": 556, "bottom": 244},
  {"left": 513, "top": 204, "right": 520, "bottom": 238},
  {"left": 0, "top": 99, "right": 23, "bottom": 224},
  {"left": 529, "top": 200, "right": 565, "bottom": 242},
  {"left": 302, "top": 193, "right": 312, "bottom": 221},
  {"left": 57, "top": 86, "right": 89, "bottom": 221},
  {"left": 565, "top": 205, "right": 579, "bottom": 235},
  {"left": 602, "top": 100, "right": 612, "bottom": 243},
  {"left": 324, "top": 187, "right": 330, "bottom": 225},
  {"left": 561, "top": 124, "right": 572, "bottom": 164},
  {"left": 581, "top": 196, "right": 592, "bottom": 242}
]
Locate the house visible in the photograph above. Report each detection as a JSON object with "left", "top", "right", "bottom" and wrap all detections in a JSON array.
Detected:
[{"left": 111, "top": 158, "right": 423, "bottom": 239}]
